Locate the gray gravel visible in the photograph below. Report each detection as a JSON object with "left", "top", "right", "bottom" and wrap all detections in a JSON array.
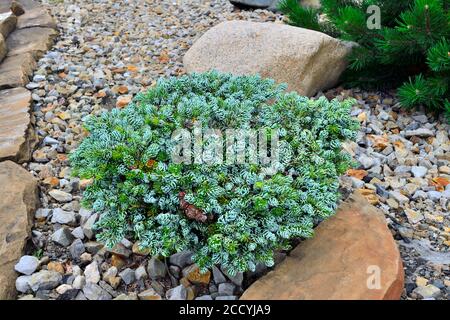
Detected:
[{"left": 15, "top": 0, "right": 449, "bottom": 300}]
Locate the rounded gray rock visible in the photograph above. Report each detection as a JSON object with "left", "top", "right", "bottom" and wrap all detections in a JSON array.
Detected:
[{"left": 14, "top": 255, "right": 39, "bottom": 275}]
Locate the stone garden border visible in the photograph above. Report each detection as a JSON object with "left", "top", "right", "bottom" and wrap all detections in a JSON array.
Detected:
[
  {"left": 0, "top": 0, "right": 58, "bottom": 299},
  {"left": 240, "top": 191, "right": 404, "bottom": 300}
]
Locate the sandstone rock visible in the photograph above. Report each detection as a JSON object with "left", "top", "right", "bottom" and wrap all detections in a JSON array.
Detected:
[
  {"left": 108, "top": 242, "right": 131, "bottom": 258},
  {"left": 47, "top": 261, "right": 64, "bottom": 274},
  {"left": 0, "top": 34, "right": 6, "bottom": 67},
  {"left": 0, "top": 161, "right": 38, "bottom": 299},
  {"left": 0, "top": 53, "right": 36, "bottom": 89},
  {"left": 0, "top": 87, "right": 36, "bottom": 163},
  {"left": 182, "top": 264, "right": 211, "bottom": 285},
  {"left": 116, "top": 95, "right": 132, "bottom": 108},
  {"left": 404, "top": 208, "right": 424, "bottom": 224},
  {"left": 16, "top": 7, "right": 56, "bottom": 29},
  {"left": 110, "top": 254, "right": 126, "bottom": 269},
  {"left": 10, "top": 1, "right": 25, "bottom": 16},
  {"left": 184, "top": 21, "right": 353, "bottom": 96},
  {"left": 0, "top": 12, "right": 17, "bottom": 38},
  {"left": 132, "top": 241, "right": 151, "bottom": 256},
  {"left": 1, "top": 0, "right": 40, "bottom": 14},
  {"left": 240, "top": 191, "right": 404, "bottom": 300},
  {"left": 138, "top": 288, "right": 162, "bottom": 300},
  {"left": 6, "top": 27, "right": 57, "bottom": 58}
]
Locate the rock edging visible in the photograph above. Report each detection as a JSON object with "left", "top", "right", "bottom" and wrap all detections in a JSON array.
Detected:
[
  {"left": 0, "top": 160, "right": 39, "bottom": 300},
  {"left": 240, "top": 191, "right": 404, "bottom": 300}
]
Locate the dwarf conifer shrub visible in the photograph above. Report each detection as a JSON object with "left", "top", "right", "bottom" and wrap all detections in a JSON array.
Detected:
[
  {"left": 70, "top": 71, "right": 359, "bottom": 275},
  {"left": 279, "top": 0, "right": 450, "bottom": 115}
]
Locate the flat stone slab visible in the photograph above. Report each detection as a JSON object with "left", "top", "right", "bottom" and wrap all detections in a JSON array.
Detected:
[
  {"left": 0, "top": 12, "right": 17, "bottom": 39},
  {"left": 16, "top": 7, "right": 56, "bottom": 29},
  {"left": 6, "top": 26, "right": 57, "bottom": 58},
  {"left": 0, "top": 87, "right": 35, "bottom": 163},
  {"left": 241, "top": 191, "right": 404, "bottom": 300},
  {"left": 0, "top": 160, "right": 38, "bottom": 299},
  {"left": 0, "top": 53, "right": 36, "bottom": 89}
]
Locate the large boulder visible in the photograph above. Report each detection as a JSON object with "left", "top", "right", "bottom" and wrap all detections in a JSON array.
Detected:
[
  {"left": 240, "top": 191, "right": 404, "bottom": 300},
  {"left": 0, "top": 87, "right": 36, "bottom": 163},
  {"left": 0, "top": 161, "right": 39, "bottom": 299},
  {"left": 184, "top": 21, "right": 353, "bottom": 96}
]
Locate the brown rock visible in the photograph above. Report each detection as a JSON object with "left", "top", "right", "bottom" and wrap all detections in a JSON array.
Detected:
[
  {"left": 346, "top": 169, "right": 368, "bottom": 180},
  {"left": 42, "top": 176, "right": 59, "bottom": 187},
  {"left": 182, "top": 264, "right": 211, "bottom": 286},
  {"left": 240, "top": 191, "right": 404, "bottom": 300},
  {"left": 0, "top": 87, "right": 36, "bottom": 163},
  {"left": 0, "top": 53, "right": 36, "bottom": 89},
  {"left": 16, "top": 7, "right": 56, "bottom": 29},
  {"left": 47, "top": 261, "right": 65, "bottom": 274},
  {"left": 184, "top": 21, "right": 353, "bottom": 96},
  {"left": 0, "top": 34, "right": 6, "bottom": 62},
  {"left": 116, "top": 95, "right": 132, "bottom": 108},
  {"left": 132, "top": 241, "right": 151, "bottom": 256},
  {"left": 111, "top": 254, "right": 126, "bottom": 270},
  {"left": 138, "top": 288, "right": 162, "bottom": 300},
  {"left": 10, "top": 1, "right": 25, "bottom": 16},
  {"left": 0, "top": 12, "right": 17, "bottom": 38},
  {"left": 6, "top": 27, "right": 57, "bottom": 58},
  {"left": 108, "top": 242, "right": 131, "bottom": 258},
  {"left": 0, "top": 161, "right": 38, "bottom": 299},
  {"left": 1, "top": 0, "right": 41, "bottom": 14}
]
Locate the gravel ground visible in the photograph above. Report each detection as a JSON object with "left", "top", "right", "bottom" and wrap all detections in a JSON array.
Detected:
[{"left": 16, "top": 0, "right": 449, "bottom": 300}]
